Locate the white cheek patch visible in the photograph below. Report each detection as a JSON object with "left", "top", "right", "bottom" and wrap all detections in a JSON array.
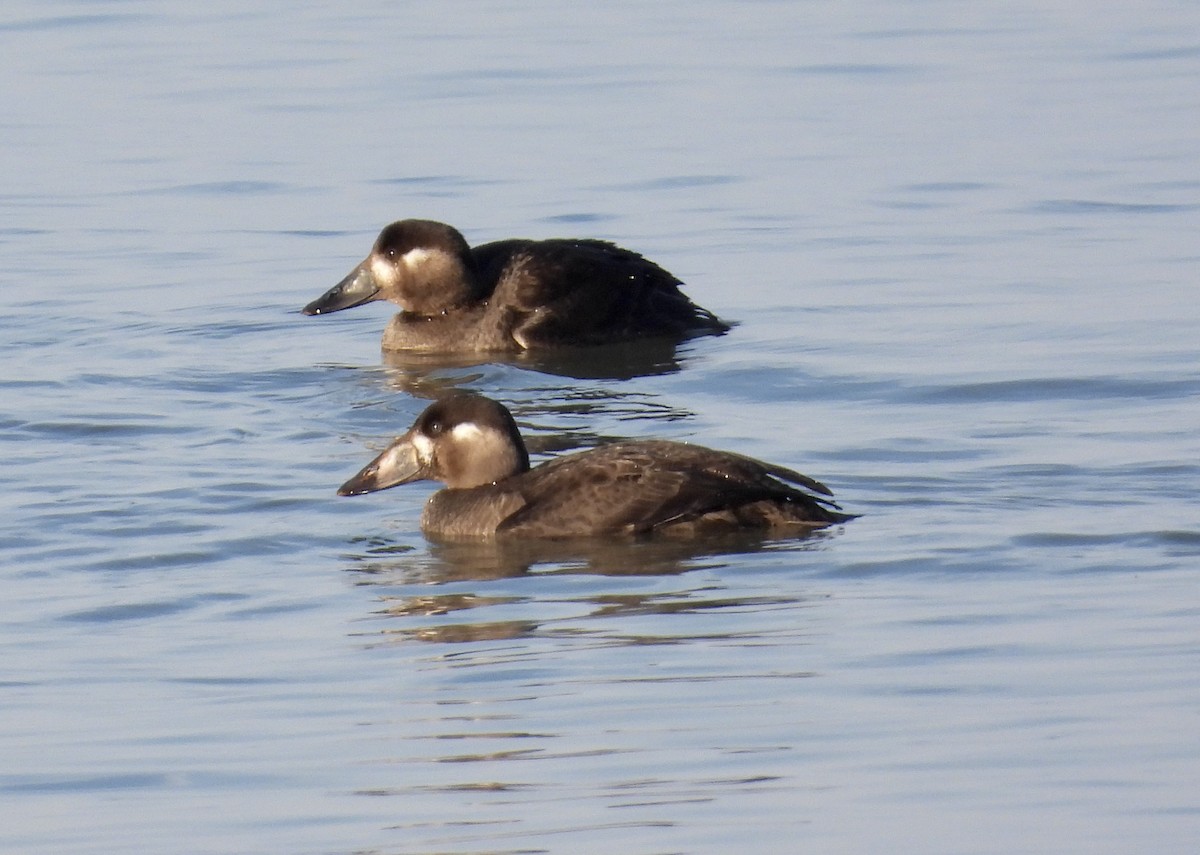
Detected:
[
  {"left": 401, "top": 247, "right": 434, "bottom": 268},
  {"left": 370, "top": 255, "right": 397, "bottom": 286},
  {"left": 410, "top": 432, "right": 435, "bottom": 464},
  {"left": 450, "top": 422, "right": 485, "bottom": 444}
]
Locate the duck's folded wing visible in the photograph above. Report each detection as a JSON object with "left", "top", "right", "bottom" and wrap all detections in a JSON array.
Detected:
[
  {"left": 708, "top": 449, "right": 836, "bottom": 498},
  {"left": 494, "top": 442, "right": 837, "bottom": 537},
  {"left": 479, "top": 240, "right": 708, "bottom": 346},
  {"left": 495, "top": 445, "right": 692, "bottom": 537}
]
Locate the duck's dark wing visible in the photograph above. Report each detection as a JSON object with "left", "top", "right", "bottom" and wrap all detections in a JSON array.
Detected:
[
  {"left": 495, "top": 441, "right": 850, "bottom": 537},
  {"left": 471, "top": 239, "right": 728, "bottom": 347},
  {"left": 717, "top": 450, "right": 836, "bottom": 497}
]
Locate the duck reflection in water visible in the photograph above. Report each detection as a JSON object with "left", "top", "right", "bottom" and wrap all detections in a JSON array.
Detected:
[
  {"left": 378, "top": 333, "right": 694, "bottom": 383},
  {"left": 347, "top": 535, "right": 832, "bottom": 646},
  {"left": 336, "top": 393, "right": 857, "bottom": 540},
  {"left": 366, "top": 341, "right": 697, "bottom": 434},
  {"left": 346, "top": 527, "right": 838, "bottom": 584}
]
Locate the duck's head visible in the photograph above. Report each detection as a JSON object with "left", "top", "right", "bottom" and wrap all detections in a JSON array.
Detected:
[
  {"left": 303, "top": 219, "right": 482, "bottom": 317},
  {"left": 338, "top": 394, "right": 531, "bottom": 496}
]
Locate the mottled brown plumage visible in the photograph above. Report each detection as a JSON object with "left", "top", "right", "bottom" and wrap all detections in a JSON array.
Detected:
[
  {"left": 337, "top": 394, "right": 856, "bottom": 540},
  {"left": 302, "top": 219, "right": 729, "bottom": 351}
]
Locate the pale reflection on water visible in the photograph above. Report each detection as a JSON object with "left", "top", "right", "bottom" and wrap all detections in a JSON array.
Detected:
[
  {"left": 345, "top": 527, "right": 838, "bottom": 584},
  {"left": 342, "top": 531, "right": 840, "bottom": 645},
  {"left": 379, "top": 334, "right": 703, "bottom": 382}
]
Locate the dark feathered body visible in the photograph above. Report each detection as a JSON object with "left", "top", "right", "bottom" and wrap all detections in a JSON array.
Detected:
[
  {"left": 302, "top": 220, "right": 729, "bottom": 352},
  {"left": 337, "top": 394, "right": 856, "bottom": 540},
  {"left": 423, "top": 439, "right": 855, "bottom": 539}
]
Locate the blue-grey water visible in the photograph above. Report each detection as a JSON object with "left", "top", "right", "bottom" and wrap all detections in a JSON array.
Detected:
[{"left": 3, "top": 3, "right": 1199, "bottom": 854}]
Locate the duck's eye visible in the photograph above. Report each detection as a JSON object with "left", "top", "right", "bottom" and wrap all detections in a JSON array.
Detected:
[{"left": 426, "top": 419, "right": 444, "bottom": 435}]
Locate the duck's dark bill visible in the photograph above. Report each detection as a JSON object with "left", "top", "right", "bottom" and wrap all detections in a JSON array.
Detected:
[
  {"left": 303, "top": 265, "right": 380, "bottom": 315},
  {"left": 337, "top": 434, "right": 425, "bottom": 496}
]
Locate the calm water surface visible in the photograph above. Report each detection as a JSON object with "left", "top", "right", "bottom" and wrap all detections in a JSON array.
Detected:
[{"left": 3, "top": 2, "right": 1199, "bottom": 854}]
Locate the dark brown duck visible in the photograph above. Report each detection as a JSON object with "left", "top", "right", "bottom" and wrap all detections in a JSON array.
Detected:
[
  {"left": 337, "top": 394, "right": 857, "bottom": 539},
  {"left": 302, "top": 219, "right": 729, "bottom": 351}
]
